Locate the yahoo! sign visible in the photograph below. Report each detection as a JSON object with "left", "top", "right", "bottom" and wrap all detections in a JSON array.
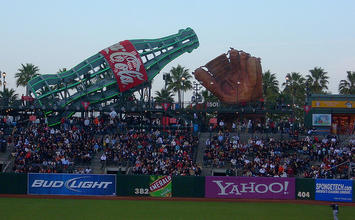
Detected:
[{"left": 205, "top": 176, "right": 295, "bottom": 200}]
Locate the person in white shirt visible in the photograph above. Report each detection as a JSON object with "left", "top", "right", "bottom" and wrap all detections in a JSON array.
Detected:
[
  {"left": 84, "top": 118, "right": 90, "bottom": 126},
  {"left": 110, "top": 110, "right": 117, "bottom": 119},
  {"left": 100, "top": 153, "right": 107, "bottom": 169},
  {"left": 232, "top": 122, "right": 236, "bottom": 132},
  {"left": 231, "top": 158, "right": 237, "bottom": 167},
  {"left": 219, "top": 120, "right": 224, "bottom": 131}
]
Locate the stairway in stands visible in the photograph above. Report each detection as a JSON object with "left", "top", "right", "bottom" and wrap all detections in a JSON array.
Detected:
[
  {"left": 196, "top": 132, "right": 209, "bottom": 167},
  {"left": 0, "top": 126, "right": 15, "bottom": 173},
  {"left": 71, "top": 152, "right": 104, "bottom": 174}
]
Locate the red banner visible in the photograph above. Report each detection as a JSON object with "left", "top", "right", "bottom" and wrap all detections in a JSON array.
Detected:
[
  {"left": 22, "top": 95, "right": 34, "bottom": 102},
  {"left": 162, "top": 116, "right": 170, "bottom": 126},
  {"left": 162, "top": 103, "right": 171, "bottom": 111},
  {"left": 99, "top": 40, "right": 147, "bottom": 92},
  {"left": 209, "top": 118, "right": 217, "bottom": 124},
  {"left": 304, "top": 105, "right": 311, "bottom": 114},
  {"left": 81, "top": 101, "right": 90, "bottom": 111},
  {"left": 29, "top": 115, "right": 36, "bottom": 121}
]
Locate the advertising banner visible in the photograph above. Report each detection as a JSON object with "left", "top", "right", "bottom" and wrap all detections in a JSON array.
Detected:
[
  {"left": 312, "top": 100, "right": 355, "bottom": 108},
  {"left": 315, "top": 179, "right": 353, "bottom": 202},
  {"left": 312, "top": 114, "right": 331, "bottom": 126},
  {"left": 28, "top": 173, "right": 116, "bottom": 196},
  {"left": 205, "top": 176, "right": 295, "bottom": 199},
  {"left": 149, "top": 175, "right": 172, "bottom": 197}
]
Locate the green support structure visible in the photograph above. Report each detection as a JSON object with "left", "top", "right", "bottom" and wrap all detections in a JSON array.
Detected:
[{"left": 27, "top": 28, "right": 199, "bottom": 126}]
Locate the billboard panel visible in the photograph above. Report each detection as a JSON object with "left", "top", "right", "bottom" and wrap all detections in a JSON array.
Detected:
[
  {"left": 28, "top": 173, "right": 116, "bottom": 196},
  {"left": 312, "top": 100, "right": 355, "bottom": 108},
  {"left": 116, "top": 175, "right": 172, "bottom": 197},
  {"left": 149, "top": 176, "right": 172, "bottom": 197},
  {"left": 312, "top": 114, "right": 331, "bottom": 126},
  {"left": 315, "top": 179, "right": 352, "bottom": 202},
  {"left": 205, "top": 176, "right": 295, "bottom": 200}
]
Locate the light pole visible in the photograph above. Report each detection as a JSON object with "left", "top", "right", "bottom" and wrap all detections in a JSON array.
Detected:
[
  {"left": 285, "top": 76, "right": 295, "bottom": 137},
  {"left": 181, "top": 77, "right": 185, "bottom": 109},
  {"left": 192, "top": 81, "right": 202, "bottom": 105},
  {"left": 236, "top": 81, "right": 241, "bottom": 104},
  {"left": 0, "top": 71, "right": 6, "bottom": 92},
  {"left": 162, "top": 73, "right": 170, "bottom": 133},
  {"left": 163, "top": 73, "right": 170, "bottom": 91},
  {"left": 192, "top": 81, "right": 202, "bottom": 134}
]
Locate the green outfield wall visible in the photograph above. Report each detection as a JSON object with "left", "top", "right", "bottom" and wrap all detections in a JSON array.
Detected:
[
  {"left": 0, "top": 173, "right": 27, "bottom": 194},
  {"left": 116, "top": 175, "right": 150, "bottom": 196},
  {"left": 172, "top": 176, "right": 205, "bottom": 197},
  {"left": 295, "top": 178, "right": 315, "bottom": 200},
  {"left": 0, "top": 173, "right": 353, "bottom": 203}
]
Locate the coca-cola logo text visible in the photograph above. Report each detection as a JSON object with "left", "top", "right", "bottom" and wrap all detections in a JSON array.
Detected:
[{"left": 100, "top": 40, "right": 147, "bottom": 92}]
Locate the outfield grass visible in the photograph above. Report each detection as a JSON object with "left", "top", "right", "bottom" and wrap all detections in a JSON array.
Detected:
[{"left": 0, "top": 198, "right": 354, "bottom": 220}]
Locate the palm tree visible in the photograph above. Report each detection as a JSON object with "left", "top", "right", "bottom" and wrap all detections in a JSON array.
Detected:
[
  {"left": 281, "top": 72, "right": 307, "bottom": 126},
  {"left": 262, "top": 70, "right": 279, "bottom": 102},
  {"left": 0, "top": 88, "right": 19, "bottom": 105},
  {"left": 57, "top": 68, "right": 67, "bottom": 74},
  {"left": 282, "top": 72, "right": 306, "bottom": 104},
  {"left": 154, "top": 88, "right": 174, "bottom": 103},
  {"left": 166, "top": 65, "right": 192, "bottom": 107},
  {"left": 15, "top": 63, "right": 40, "bottom": 95},
  {"left": 201, "top": 89, "right": 219, "bottom": 103},
  {"left": 306, "top": 67, "right": 329, "bottom": 94},
  {"left": 339, "top": 71, "right": 355, "bottom": 94},
  {"left": 51, "top": 68, "right": 68, "bottom": 92}
]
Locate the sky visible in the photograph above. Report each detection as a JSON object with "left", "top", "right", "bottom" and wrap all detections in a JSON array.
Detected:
[{"left": 1, "top": 0, "right": 355, "bottom": 101}]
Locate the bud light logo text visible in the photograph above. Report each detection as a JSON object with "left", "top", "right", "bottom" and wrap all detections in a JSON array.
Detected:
[{"left": 28, "top": 174, "right": 116, "bottom": 196}]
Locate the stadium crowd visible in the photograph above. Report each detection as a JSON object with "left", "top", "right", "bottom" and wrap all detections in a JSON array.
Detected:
[
  {"left": 102, "top": 128, "right": 200, "bottom": 176},
  {"left": 2, "top": 113, "right": 353, "bottom": 179},
  {"left": 11, "top": 119, "right": 98, "bottom": 173},
  {"left": 9, "top": 114, "right": 200, "bottom": 176},
  {"left": 204, "top": 130, "right": 354, "bottom": 179},
  {"left": 211, "top": 118, "right": 304, "bottom": 136}
]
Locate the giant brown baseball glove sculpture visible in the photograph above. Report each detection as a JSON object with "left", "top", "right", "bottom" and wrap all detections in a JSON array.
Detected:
[{"left": 194, "top": 48, "right": 263, "bottom": 104}]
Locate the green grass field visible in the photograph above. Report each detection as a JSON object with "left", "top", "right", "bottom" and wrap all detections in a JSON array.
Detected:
[{"left": 0, "top": 198, "right": 354, "bottom": 220}]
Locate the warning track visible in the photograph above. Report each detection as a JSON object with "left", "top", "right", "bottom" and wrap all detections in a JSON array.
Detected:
[{"left": 0, "top": 194, "right": 354, "bottom": 207}]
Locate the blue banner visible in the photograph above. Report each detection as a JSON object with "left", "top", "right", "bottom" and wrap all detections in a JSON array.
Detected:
[
  {"left": 28, "top": 173, "right": 116, "bottom": 196},
  {"left": 315, "top": 179, "right": 353, "bottom": 202}
]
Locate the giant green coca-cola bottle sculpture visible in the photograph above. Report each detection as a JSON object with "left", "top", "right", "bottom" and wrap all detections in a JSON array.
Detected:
[{"left": 27, "top": 28, "right": 199, "bottom": 126}]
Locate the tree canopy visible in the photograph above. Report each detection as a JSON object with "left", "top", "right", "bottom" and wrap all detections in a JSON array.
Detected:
[{"left": 339, "top": 71, "right": 355, "bottom": 94}]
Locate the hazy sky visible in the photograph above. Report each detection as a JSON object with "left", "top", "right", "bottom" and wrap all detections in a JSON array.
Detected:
[{"left": 1, "top": 0, "right": 355, "bottom": 100}]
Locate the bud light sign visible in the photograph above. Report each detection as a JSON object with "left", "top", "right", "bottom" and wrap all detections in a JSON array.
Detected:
[
  {"left": 28, "top": 173, "right": 116, "bottom": 196},
  {"left": 205, "top": 176, "right": 295, "bottom": 200}
]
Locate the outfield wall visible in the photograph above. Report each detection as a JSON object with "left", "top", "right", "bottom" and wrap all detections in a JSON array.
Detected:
[
  {"left": 295, "top": 178, "right": 315, "bottom": 200},
  {"left": 0, "top": 173, "right": 27, "bottom": 194},
  {"left": 0, "top": 173, "right": 353, "bottom": 202}
]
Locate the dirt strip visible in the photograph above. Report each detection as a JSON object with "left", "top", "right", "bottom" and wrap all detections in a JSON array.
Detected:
[{"left": 0, "top": 194, "right": 354, "bottom": 207}]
